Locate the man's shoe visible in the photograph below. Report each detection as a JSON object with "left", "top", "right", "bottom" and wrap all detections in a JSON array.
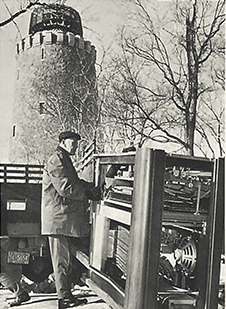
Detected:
[
  {"left": 9, "top": 291, "right": 30, "bottom": 307},
  {"left": 58, "top": 297, "right": 88, "bottom": 308},
  {"left": 68, "top": 293, "right": 87, "bottom": 303}
]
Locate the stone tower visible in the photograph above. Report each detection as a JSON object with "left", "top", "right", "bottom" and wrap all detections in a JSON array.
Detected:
[{"left": 10, "top": 3, "right": 97, "bottom": 164}]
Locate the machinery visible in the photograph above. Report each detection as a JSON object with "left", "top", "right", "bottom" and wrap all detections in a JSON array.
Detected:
[{"left": 82, "top": 148, "right": 224, "bottom": 309}]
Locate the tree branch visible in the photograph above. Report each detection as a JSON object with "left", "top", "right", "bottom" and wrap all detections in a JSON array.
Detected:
[{"left": 0, "top": 1, "right": 47, "bottom": 28}]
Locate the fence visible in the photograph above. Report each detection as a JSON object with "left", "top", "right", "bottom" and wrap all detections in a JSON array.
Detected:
[{"left": 0, "top": 164, "right": 44, "bottom": 184}]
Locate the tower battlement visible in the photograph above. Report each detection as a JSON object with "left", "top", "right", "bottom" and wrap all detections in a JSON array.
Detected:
[{"left": 16, "top": 31, "right": 96, "bottom": 58}]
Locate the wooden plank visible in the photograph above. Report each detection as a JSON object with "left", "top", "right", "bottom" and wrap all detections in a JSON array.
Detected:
[
  {"left": 205, "top": 158, "right": 224, "bottom": 309},
  {"left": 87, "top": 279, "right": 124, "bottom": 309},
  {"left": 196, "top": 157, "right": 224, "bottom": 309},
  {"left": 0, "top": 164, "right": 43, "bottom": 168},
  {"left": 195, "top": 234, "right": 209, "bottom": 309},
  {"left": 103, "top": 205, "right": 131, "bottom": 226},
  {"left": 166, "top": 154, "right": 213, "bottom": 171},
  {"left": 0, "top": 175, "right": 43, "bottom": 179},
  {"left": 102, "top": 205, "right": 206, "bottom": 243},
  {"left": 114, "top": 176, "right": 134, "bottom": 182},
  {"left": 0, "top": 169, "right": 42, "bottom": 174},
  {"left": 112, "top": 178, "right": 133, "bottom": 187},
  {"left": 75, "top": 250, "right": 89, "bottom": 269},
  {"left": 94, "top": 153, "right": 135, "bottom": 165},
  {"left": 124, "top": 148, "right": 165, "bottom": 309},
  {"left": 91, "top": 202, "right": 110, "bottom": 271},
  {"left": 104, "top": 199, "right": 132, "bottom": 209},
  {"left": 88, "top": 267, "right": 125, "bottom": 308},
  {"left": 107, "top": 191, "right": 132, "bottom": 204},
  {"left": 162, "top": 211, "right": 207, "bottom": 223}
]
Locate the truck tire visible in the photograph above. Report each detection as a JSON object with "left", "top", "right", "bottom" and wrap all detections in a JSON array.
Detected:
[{"left": 22, "top": 256, "right": 53, "bottom": 283}]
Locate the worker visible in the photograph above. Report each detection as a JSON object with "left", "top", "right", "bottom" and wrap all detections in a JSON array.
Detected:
[{"left": 41, "top": 131, "right": 101, "bottom": 309}]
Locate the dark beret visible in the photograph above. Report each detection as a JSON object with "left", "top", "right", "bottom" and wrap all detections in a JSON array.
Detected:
[{"left": 59, "top": 131, "right": 81, "bottom": 142}]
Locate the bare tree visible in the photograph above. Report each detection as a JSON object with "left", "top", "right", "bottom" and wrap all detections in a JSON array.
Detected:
[
  {"left": 2, "top": 0, "right": 224, "bottom": 157},
  {"left": 102, "top": 0, "right": 225, "bottom": 156}
]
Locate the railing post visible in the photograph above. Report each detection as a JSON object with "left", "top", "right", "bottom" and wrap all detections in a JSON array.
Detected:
[
  {"left": 4, "top": 165, "right": 7, "bottom": 183},
  {"left": 25, "top": 166, "right": 29, "bottom": 183}
]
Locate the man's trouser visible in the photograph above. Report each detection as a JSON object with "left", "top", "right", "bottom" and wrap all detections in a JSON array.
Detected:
[{"left": 48, "top": 235, "right": 74, "bottom": 299}]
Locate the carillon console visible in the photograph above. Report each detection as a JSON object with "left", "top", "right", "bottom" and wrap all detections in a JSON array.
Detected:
[{"left": 79, "top": 148, "right": 224, "bottom": 309}]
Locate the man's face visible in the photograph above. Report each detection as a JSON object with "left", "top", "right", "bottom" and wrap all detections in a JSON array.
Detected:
[{"left": 63, "top": 138, "right": 78, "bottom": 155}]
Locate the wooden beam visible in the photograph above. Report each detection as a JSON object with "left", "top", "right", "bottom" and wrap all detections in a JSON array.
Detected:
[
  {"left": 94, "top": 153, "right": 135, "bottom": 165},
  {"left": 124, "top": 148, "right": 166, "bottom": 309},
  {"left": 103, "top": 205, "right": 131, "bottom": 226},
  {"left": 205, "top": 158, "right": 224, "bottom": 309},
  {"left": 196, "top": 157, "right": 224, "bottom": 309},
  {"left": 90, "top": 201, "right": 110, "bottom": 271},
  {"left": 88, "top": 267, "right": 125, "bottom": 309}
]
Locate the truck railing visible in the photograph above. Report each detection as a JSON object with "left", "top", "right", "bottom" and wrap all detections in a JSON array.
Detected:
[
  {"left": 0, "top": 164, "right": 44, "bottom": 183},
  {"left": 77, "top": 141, "right": 96, "bottom": 173}
]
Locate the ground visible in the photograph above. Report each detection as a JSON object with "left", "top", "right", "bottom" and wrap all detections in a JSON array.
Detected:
[{"left": 0, "top": 285, "right": 112, "bottom": 309}]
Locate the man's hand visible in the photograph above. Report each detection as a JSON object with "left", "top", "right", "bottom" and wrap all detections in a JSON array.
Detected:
[{"left": 85, "top": 186, "right": 101, "bottom": 201}]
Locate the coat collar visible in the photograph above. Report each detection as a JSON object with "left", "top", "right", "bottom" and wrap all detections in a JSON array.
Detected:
[{"left": 57, "top": 145, "right": 71, "bottom": 156}]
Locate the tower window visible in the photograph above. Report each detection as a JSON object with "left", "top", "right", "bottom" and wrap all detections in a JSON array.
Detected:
[
  {"left": 17, "top": 69, "right": 20, "bottom": 80},
  {"left": 41, "top": 48, "right": 45, "bottom": 60},
  {"left": 39, "top": 101, "right": 45, "bottom": 114},
  {"left": 12, "top": 125, "right": 16, "bottom": 137}
]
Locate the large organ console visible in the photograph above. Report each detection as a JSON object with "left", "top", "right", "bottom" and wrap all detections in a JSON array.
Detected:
[{"left": 79, "top": 148, "right": 224, "bottom": 309}]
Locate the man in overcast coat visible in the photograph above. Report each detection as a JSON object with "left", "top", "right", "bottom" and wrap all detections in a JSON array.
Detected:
[{"left": 41, "top": 131, "right": 100, "bottom": 309}]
